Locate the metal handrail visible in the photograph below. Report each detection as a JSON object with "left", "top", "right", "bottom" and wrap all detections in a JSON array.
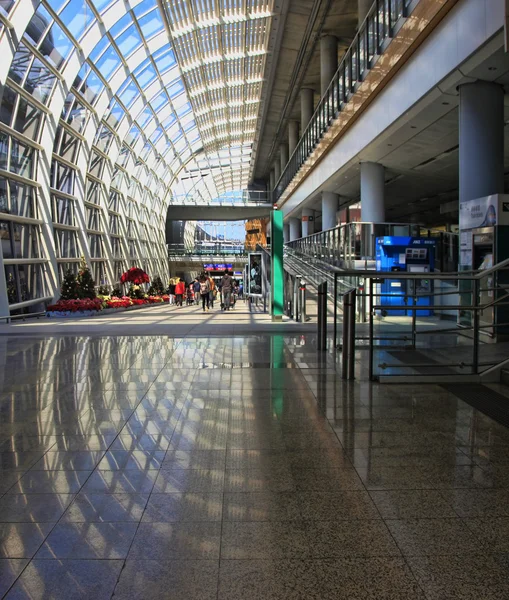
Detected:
[
  {"left": 324, "top": 258, "right": 509, "bottom": 281},
  {"left": 326, "top": 256, "right": 509, "bottom": 382},
  {"left": 274, "top": 0, "right": 415, "bottom": 202}
]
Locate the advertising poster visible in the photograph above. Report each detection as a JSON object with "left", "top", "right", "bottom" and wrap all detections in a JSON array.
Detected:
[
  {"left": 459, "top": 195, "right": 498, "bottom": 231},
  {"left": 248, "top": 252, "right": 263, "bottom": 297}
]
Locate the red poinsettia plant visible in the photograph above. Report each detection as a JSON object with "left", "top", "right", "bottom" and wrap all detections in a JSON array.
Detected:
[
  {"left": 47, "top": 298, "right": 103, "bottom": 313},
  {"left": 106, "top": 297, "right": 132, "bottom": 309},
  {"left": 120, "top": 267, "right": 150, "bottom": 285}
]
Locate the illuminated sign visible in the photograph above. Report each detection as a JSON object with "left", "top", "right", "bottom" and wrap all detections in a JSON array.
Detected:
[{"left": 203, "top": 264, "right": 233, "bottom": 271}]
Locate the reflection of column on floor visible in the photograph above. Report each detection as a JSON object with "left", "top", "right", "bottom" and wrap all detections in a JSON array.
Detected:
[{"left": 271, "top": 335, "right": 285, "bottom": 417}]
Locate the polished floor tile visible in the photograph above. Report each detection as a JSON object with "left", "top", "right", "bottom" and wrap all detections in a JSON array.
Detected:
[
  {"left": 62, "top": 492, "right": 149, "bottom": 522},
  {"left": 0, "top": 494, "right": 74, "bottom": 523},
  {"left": 142, "top": 493, "right": 223, "bottom": 522},
  {"left": 35, "top": 522, "right": 138, "bottom": 559},
  {"left": 2, "top": 333, "right": 509, "bottom": 597},
  {"left": 113, "top": 560, "right": 219, "bottom": 600},
  {"left": 218, "top": 559, "right": 322, "bottom": 600},
  {"left": 0, "top": 523, "right": 53, "bottom": 558},
  {"left": 4, "top": 559, "right": 123, "bottom": 600},
  {"left": 128, "top": 522, "right": 221, "bottom": 560},
  {"left": 0, "top": 559, "right": 28, "bottom": 597},
  {"left": 406, "top": 553, "right": 509, "bottom": 600},
  {"left": 385, "top": 518, "right": 480, "bottom": 556},
  {"left": 369, "top": 489, "right": 458, "bottom": 519}
]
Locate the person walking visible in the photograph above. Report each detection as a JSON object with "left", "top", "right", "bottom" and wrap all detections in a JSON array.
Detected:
[
  {"left": 220, "top": 270, "right": 233, "bottom": 311},
  {"left": 168, "top": 281, "right": 176, "bottom": 305},
  {"left": 208, "top": 275, "right": 216, "bottom": 309},
  {"left": 193, "top": 279, "right": 201, "bottom": 305},
  {"left": 175, "top": 278, "right": 185, "bottom": 307},
  {"left": 199, "top": 275, "right": 210, "bottom": 312}
]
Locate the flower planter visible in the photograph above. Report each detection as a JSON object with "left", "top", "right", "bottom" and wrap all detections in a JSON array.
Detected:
[
  {"left": 46, "top": 299, "right": 169, "bottom": 318},
  {"left": 47, "top": 310, "right": 98, "bottom": 318}
]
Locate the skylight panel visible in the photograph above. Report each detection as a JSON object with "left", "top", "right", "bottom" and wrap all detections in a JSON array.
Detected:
[
  {"left": 137, "top": 10, "right": 165, "bottom": 39},
  {"left": 96, "top": 45, "right": 122, "bottom": 80},
  {"left": 116, "top": 23, "right": 143, "bottom": 56}
]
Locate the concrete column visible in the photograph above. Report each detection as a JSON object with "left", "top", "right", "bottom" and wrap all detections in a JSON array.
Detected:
[
  {"left": 288, "top": 121, "right": 299, "bottom": 156},
  {"left": 289, "top": 217, "right": 301, "bottom": 241},
  {"left": 301, "top": 88, "right": 314, "bottom": 132},
  {"left": 322, "top": 192, "right": 339, "bottom": 231},
  {"left": 301, "top": 208, "right": 315, "bottom": 238},
  {"left": 358, "top": 0, "right": 371, "bottom": 24},
  {"left": 274, "top": 160, "right": 281, "bottom": 183},
  {"left": 320, "top": 35, "right": 338, "bottom": 96},
  {"left": 360, "top": 162, "right": 385, "bottom": 222},
  {"left": 269, "top": 169, "right": 275, "bottom": 191},
  {"left": 283, "top": 223, "right": 290, "bottom": 243},
  {"left": 280, "top": 143, "right": 289, "bottom": 172},
  {"left": 459, "top": 81, "right": 504, "bottom": 203}
]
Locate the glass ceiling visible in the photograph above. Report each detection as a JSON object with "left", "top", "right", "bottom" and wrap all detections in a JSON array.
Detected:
[
  {"left": 3, "top": 0, "right": 274, "bottom": 206},
  {"left": 160, "top": 0, "right": 274, "bottom": 203}
]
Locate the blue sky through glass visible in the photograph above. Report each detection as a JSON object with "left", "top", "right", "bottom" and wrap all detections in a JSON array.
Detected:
[{"left": 198, "top": 220, "right": 246, "bottom": 242}]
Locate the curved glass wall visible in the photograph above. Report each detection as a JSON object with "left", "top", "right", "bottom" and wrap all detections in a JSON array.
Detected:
[{"left": 0, "top": 0, "right": 275, "bottom": 313}]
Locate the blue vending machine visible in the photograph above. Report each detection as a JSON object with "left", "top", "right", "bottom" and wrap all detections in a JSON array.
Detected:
[{"left": 375, "top": 237, "right": 436, "bottom": 317}]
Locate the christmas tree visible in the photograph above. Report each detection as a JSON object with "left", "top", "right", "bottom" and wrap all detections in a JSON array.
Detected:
[
  {"left": 77, "top": 256, "right": 96, "bottom": 299},
  {"left": 60, "top": 270, "right": 79, "bottom": 300},
  {"left": 148, "top": 275, "right": 164, "bottom": 296}
]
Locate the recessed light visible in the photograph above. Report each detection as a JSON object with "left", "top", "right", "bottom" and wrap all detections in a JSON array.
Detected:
[
  {"left": 488, "top": 67, "right": 497, "bottom": 71},
  {"left": 442, "top": 102, "right": 450, "bottom": 105},
  {"left": 387, "top": 144, "right": 393, "bottom": 147},
  {"left": 411, "top": 126, "right": 417, "bottom": 129}
]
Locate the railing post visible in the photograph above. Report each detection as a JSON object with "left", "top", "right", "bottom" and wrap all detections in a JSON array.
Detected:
[
  {"left": 334, "top": 274, "right": 338, "bottom": 349},
  {"left": 348, "top": 289, "right": 356, "bottom": 380},
  {"left": 369, "top": 278, "right": 374, "bottom": 381},
  {"left": 342, "top": 293, "right": 351, "bottom": 379},
  {"left": 412, "top": 279, "right": 417, "bottom": 349},
  {"left": 317, "top": 282, "right": 327, "bottom": 351},
  {"left": 473, "top": 277, "right": 480, "bottom": 375},
  {"left": 299, "top": 280, "right": 307, "bottom": 323}
]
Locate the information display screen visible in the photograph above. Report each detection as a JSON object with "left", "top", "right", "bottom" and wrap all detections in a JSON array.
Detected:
[{"left": 248, "top": 253, "right": 263, "bottom": 297}]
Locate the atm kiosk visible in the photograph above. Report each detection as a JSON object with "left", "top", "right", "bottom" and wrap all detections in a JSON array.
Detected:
[
  {"left": 459, "top": 194, "right": 509, "bottom": 337},
  {"left": 375, "top": 237, "right": 436, "bottom": 316}
]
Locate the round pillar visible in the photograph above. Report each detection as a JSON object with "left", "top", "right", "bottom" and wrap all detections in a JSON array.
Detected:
[
  {"left": 289, "top": 217, "right": 301, "bottom": 241},
  {"left": 358, "top": 0, "right": 371, "bottom": 24},
  {"left": 269, "top": 169, "right": 275, "bottom": 191},
  {"left": 274, "top": 160, "right": 281, "bottom": 183},
  {"left": 322, "top": 192, "right": 339, "bottom": 231},
  {"left": 280, "top": 143, "right": 289, "bottom": 172},
  {"left": 288, "top": 121, "right": 299, "bottom": 156},
  {"left": 301, "top": 88, "right": 314, "bottom": 132},
  {"left": 360, "top": 162, "right": 385, "bottom": 222},
  {"left": 459, "top": 81, "right": 504, "bottom": 203},
  {"left": 320, "top": 35, "right": 338, "bottom": 96},
  {"left": 301, "top": 208, "right": 315, "bottom": 237},
  {"left": 283, "top": 223, "right": 290, "bottom": 244}
]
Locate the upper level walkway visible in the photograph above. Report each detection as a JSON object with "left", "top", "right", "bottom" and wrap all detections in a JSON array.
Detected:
[{"left": 277, "top": 0, "right": 504, "bottom": 219}]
